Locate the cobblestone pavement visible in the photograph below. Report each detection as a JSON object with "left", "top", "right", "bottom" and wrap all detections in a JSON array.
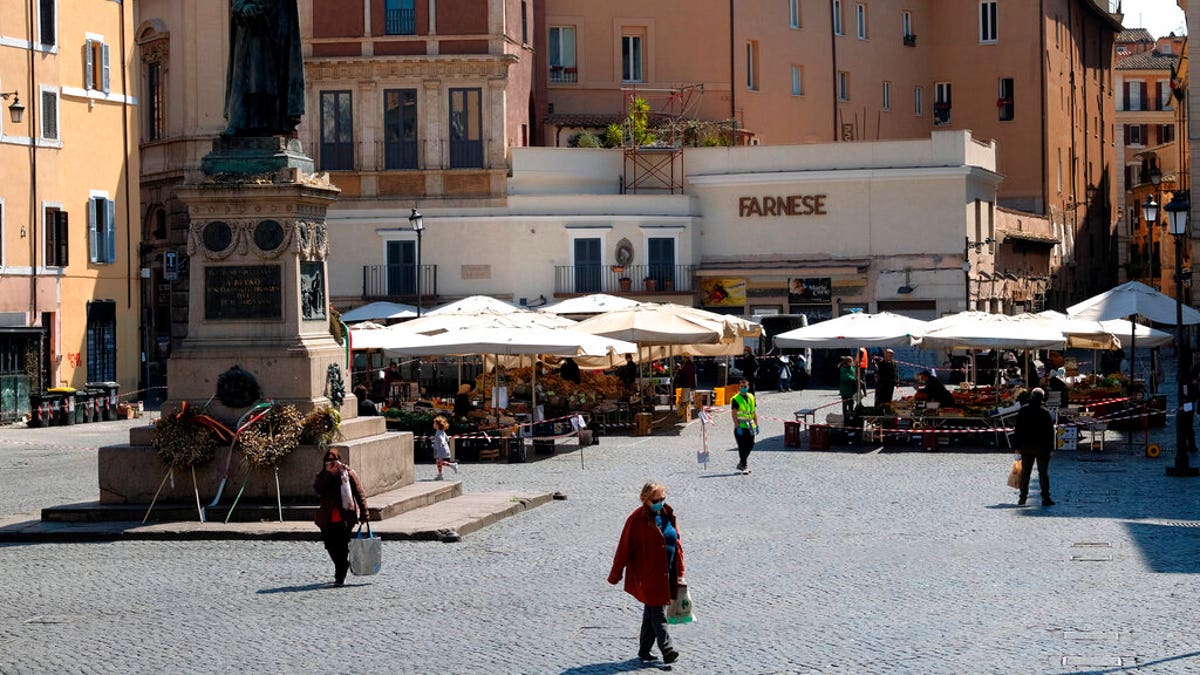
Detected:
[{"left": 3, "top": 381, "right": 1200, "bottom": 674}]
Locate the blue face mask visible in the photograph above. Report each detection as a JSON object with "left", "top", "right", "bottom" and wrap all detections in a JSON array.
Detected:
[
  {"left": 740, "top": 387, "right": 749, "bottom": 394},
  {"left": 649, "top": 500, "right": 665, "bottom": 513}
]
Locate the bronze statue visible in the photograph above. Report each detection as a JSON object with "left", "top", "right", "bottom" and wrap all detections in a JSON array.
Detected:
[{"left": 224, "top": 0, "right": 304, "bottom": 137}]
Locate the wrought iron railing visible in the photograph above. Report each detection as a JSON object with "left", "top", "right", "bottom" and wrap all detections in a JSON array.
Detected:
[
  {"left": 553, "top": 264, "right": 694, "bottom": 295},
  {"left": 549, "top": 66, "right": 578, "bottom": 83},
  {"left": 362, "top": 264, "right": 438, "bottom": 300},
  {"left": 385, "top": 9, "right": 416, "bottom": 35}
]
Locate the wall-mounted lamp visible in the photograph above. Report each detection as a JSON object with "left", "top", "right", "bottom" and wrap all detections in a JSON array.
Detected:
[
  {"left": 897, "top": 268, "right": 915, "bottom": 295},
  {"left": 0, "top": 91, "right": 24, "bottom": 124}
]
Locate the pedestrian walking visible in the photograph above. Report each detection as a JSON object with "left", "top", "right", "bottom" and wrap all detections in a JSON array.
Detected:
[
  {"left": 1014, "top": 388, "right": 1056, "bottom": 506},
  {"left": 874, "top": 349, "right": 897, "bottom": 406},
  {"left": 607, "top": 482, "right": 684, "bottom": 665},
  {"left": 730, "top": 378, "right": 758, "bottom": 473},
  {"left": 777, "top": 354, "right": 792, "bottom": 392},
  {"left": 738, "top": 347, "right": 759, "bottom": 394},
  {"left": 313, "top": 448, "right": 370, "bottom": 586},
  {"left": 432, "top": 415, "right": 459, "bottom": 480}
]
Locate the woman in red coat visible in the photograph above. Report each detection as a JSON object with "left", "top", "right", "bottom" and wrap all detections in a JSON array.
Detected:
[
  {"left": 608, "top": 482, "right": 684, "bottom": 664},
  {"left": 313, "top": 448, "right": 369, "bottom": 586}
]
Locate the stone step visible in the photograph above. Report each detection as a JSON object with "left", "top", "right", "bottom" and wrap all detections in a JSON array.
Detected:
[
  {"left": 44, "top": 479, "right": 460, "bottom": 523},
  {"left": 0, "top": 490, "right": 554, "bottom": 542}
]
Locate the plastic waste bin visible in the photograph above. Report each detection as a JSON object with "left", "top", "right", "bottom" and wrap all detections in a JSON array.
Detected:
[
  {"left": 88, "top": 382, "right": 120, "bottom": 421},
  {"left": 45, "top": 388, "right": 76, "bottom": 426},
  {"left": 27, "top": 393, "right": 51, "bottom": 428}
]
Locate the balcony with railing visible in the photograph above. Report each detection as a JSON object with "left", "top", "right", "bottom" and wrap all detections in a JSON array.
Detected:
[
  {"left": 549, "top": 65, "right": 578, "bottom": 83},
  {"left": 554, "top": 264, "right": 694, "bottom": 295},
  {"left": 363, "top": 264, "right": 438, "bottom": 300},
  {"left": 385, "top": 9, "right": 416, "bottom": 35}
]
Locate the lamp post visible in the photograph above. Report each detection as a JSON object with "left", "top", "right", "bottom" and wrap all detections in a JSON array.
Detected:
[
  {"left": 409, "top": 207, "right": 424, "bottom": 316},
  {"left": 1164, "top": 191, "right": 1198, "bottom": 476},
  {"left": 1143, "top": 195, "right": 1159, "bottom": 286},
  {"left": 1149, "top": 167, "right": 1163, "bottom": 287}
]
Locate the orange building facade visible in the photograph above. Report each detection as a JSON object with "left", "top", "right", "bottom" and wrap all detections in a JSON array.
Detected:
[{"left": 541, "top": 0, "right": 1121, "bottom": 305}]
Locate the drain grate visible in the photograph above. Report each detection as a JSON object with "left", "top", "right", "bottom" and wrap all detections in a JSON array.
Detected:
[
  {"left": 1072, "top": 542, "right": 1112, "bottom": 548},
  {"left": 1063, "top": 631, "right": 1123, "bottom": 641},
  {"left": 1062, "top": 656, "right": 1125, "bottom": 667},
  {"left": 1070, "top": 553, "right": 1114, "bottom": 562}
]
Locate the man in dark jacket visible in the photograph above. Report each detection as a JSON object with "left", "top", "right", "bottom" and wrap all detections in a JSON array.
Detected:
[
  {"left": 916, "top": 370, "right": 955, "bottom": 409},
  {"left": 1014, "top": 387, "right": 1056, "bottom": 506},
  {"left": 874, "top": 349, "right": 898, "bottom": 406}
]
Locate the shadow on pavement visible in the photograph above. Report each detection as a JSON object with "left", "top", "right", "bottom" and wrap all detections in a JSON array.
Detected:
[
  {"left": 1121, "top": 521, "right": 1200, "bottom": 574},
  {"left": 257, "top": 582, "right": 351, "bottom": 594},
  {"left": 560, "top": 658, "right": 663, "bottom": 674}
]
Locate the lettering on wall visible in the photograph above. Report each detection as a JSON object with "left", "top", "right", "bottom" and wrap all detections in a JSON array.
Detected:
[
  {"left": 461, "top": 264, "right": 492, "bottom": 280},
  {"left": 738, "top": 195, "right": 828, "bottom": 217},
  {"left": 205, "top": 265, "right": 283, "bottom": 321}
]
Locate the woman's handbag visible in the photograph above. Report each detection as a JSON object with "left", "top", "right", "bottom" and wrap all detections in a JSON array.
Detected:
[
  {"left": 348, "top": 522, "right": 382, "bottom": 576},
  {"left": 666, "top": 578, "right": 695, "bottom": 624},
  {"left": 1006, "top": 458, "right": 1023, "bottom": 489}
]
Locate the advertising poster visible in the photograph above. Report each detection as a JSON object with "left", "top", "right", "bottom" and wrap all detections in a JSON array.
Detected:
[
  {"left": 700, "top": 278, "right": 747, "bottom": 306},
  {"left": 788, "top": 277, "right": 832, "bottom": 303}
]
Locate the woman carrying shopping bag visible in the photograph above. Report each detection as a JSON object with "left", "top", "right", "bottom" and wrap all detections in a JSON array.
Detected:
[
  {"left": 608, "top": 482, "right": 685, "bottom": 665},
  {"left": 313, "top": 448, "right": 370, "bottom": 586}
]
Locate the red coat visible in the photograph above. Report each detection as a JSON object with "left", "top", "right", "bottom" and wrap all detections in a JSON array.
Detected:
[{"left": 607, "top": 504, "right": 685, "bottom": 606}]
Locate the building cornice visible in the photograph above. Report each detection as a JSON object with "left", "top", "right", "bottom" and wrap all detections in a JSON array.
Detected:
[{"left": 307, "top": 54, "right": 518, "bottom": 80}]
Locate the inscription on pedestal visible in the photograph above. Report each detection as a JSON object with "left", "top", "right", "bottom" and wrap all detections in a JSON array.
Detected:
[{"left": 205, "top": 265, "right": 283, "bottom": 320}]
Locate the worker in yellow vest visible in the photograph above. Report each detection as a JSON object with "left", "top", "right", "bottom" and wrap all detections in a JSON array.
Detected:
[{"left": 729, "top": 378, "right": 759, "bottom": 474}]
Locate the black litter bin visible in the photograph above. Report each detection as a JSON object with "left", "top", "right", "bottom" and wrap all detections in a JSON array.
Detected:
[
  {"left": 27, "top": 393, "right": 51, "bottom": 428},
  {"left": 84, "top": 389, "right": 106, "bottom": 423},
  {"left": 88, "top": 382, "right": 120, "bottom": 421}
]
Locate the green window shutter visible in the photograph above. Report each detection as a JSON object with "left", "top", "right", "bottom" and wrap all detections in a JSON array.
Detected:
[
  {"left": 88, "top": 197, "right": 99, "bottom": 263},
  {"left": 104, "top": 198, "right": 116, "bottom": 263}
]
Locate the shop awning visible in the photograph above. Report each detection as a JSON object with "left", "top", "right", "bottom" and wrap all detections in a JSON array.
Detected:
[{"left": 1001, "top": 231, "right": 1058, "bottom": 246}]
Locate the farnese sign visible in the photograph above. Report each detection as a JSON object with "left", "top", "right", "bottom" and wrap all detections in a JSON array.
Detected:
[{"left": 738, "top": 194, "right": 827, "bottom": 217}]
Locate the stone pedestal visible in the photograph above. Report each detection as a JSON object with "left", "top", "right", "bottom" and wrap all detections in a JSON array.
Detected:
[{"left": 96, "top": 138, "right": 414, "bottom": 512}]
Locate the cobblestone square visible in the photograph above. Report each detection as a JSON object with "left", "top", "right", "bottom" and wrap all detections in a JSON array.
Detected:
[{"left": 3, "top": 384, "right": 1200, "bottom": 674}]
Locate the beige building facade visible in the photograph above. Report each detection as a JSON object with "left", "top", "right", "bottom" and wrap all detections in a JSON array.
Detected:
[
  {"left": 327, "top": 131, "right": 1028, "bottom": 320},
  {"left": 0, "top": 0, "right": 141, "bottom": 418}
]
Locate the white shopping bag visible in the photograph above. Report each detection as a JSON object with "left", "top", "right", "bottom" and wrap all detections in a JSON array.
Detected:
[{"left": 348, "top": 522, "right": 382, "bottom": 576}]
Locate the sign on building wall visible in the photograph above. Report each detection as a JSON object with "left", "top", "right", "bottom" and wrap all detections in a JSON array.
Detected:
[
  {"left": 700, "top": 278, "right": 747, "bottom": 306},
  {"left": 788, "top": 278, "right": 832, "bottom": 303}
]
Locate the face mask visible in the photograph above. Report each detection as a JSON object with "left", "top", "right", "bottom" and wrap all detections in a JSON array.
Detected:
[
  {"left": 649, "top": 501, "right": 665, "bottom": 513},
  {"left": 740, "top": 387, "right": 749, "bottom": 394}
]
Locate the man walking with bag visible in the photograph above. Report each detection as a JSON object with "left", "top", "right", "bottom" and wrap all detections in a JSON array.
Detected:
[{"left": 1014, "top": 388, "right": 1056, "bottom": 506}]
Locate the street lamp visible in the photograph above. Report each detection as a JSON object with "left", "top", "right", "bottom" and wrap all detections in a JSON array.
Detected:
[
  {"left": 408, "top": 207, "right": 424, "bottom": 316},
  {"left": 1164, "top": 191, "right": 1198, "bottom": 477},
  {"left": 1143, "top": 195, "right": 1159, "bottom": 285},
  {"left": 0, "top": 91, "right": 24, "bottom": 124}
]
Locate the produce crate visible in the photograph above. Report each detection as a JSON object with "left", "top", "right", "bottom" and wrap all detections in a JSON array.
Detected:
[{"left": 784, "top": 421, "right": 803, "bottom": 448}]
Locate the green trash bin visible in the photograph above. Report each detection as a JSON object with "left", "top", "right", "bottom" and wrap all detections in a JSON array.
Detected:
[
  {"left": 46, "top": 388, "right": 76, "bottom": 426},
  {"left": 88, "top": 382, "right": 120, "bottom": 421},
  {"left": 27, "top": 393, "right": 51, "bottom": 428}
]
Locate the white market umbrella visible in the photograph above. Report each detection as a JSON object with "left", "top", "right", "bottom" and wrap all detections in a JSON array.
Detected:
[
  {"left": 1096, "top": 318, "right": 1173, "bottom": 348},
  {"left": 540, "top": 294, "right": 643, "bottom": 315},
  {"left": 1068, "top": 281, "right": 1198, "bottom": 387},
  {"left": 349, "top": 321, "right": 396, "bottom": 350},
  {"left": 340, "top": 301, "right": 418, "bottom": 322},
  {"left": 1031, "top": 311, "right": 1120, "bottom": 350},
  {"left": 383, "top": 326, "right": 636, "bottom": 419},
  {"left": 915, "top": 311, "right": 1067, "bottom": 351},
  {"left": 426, "top": 295, "right": 521, "bottom": 315},
  {"left": 1066, "top": 281, "right": 1200, "bottom": 325},
  {"left": 572, "top": 304, "right": 734, "bottom": 345},
  {"left": 774, "top": 311, "right": 928, "bottom": 348}
]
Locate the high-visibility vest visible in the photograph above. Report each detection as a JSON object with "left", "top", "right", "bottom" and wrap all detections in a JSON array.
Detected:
[
  {"left": 731, "top": 392, "right": 756, "bottom": 426},
  {"left": 857, "top": 347, "right": 869, "bottom": 370}
]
